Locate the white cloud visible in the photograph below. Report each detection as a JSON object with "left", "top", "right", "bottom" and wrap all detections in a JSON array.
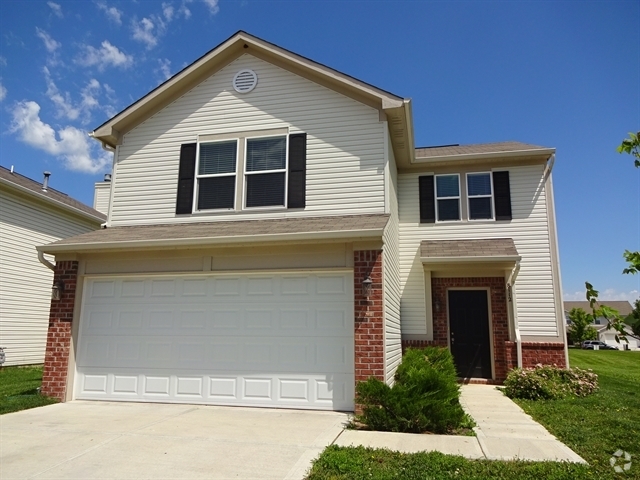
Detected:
[
  {"left": 10, "top": 101, "right": 111, "bottom": 173},
  {"left": 202, "top": 0, "right": 219, "bottom": 15},
  {"left": 157, "top": 58, "right": 172, "bottom": 81},
  {"left": 179, "top": 0, "right": 192, "bottom": 19},
  {"left": 564, "top": 289, "right": 640, "bottom": 303},
  {"left": 47, "top": 1, "right": 63, "bottom": 18},
  {"left": 76, "top": 40, "right": 133, "bottom": 70},
  {"left": 44, "top": 67, "right": 79, "bottom": 120},
  {"left": 96, "top": 2, "right": 122, "bottom": 25},
  {"left": 0, "top": 81, "right": 7, "bottom": 101},
  {"left": 44, "top": 68, "right": 112, "bottom": 123},
  {"left": 36, "top": 28, "right": 61, "bottom": 53},
  {"left": 0, "top": 56, "right": 7, "bottom": 66},
  {"left": 132, "top": 17, "right": 158, "bottom": 49},
  {"left": 162, "top": 2, "right": 174, "bottom": 21}
]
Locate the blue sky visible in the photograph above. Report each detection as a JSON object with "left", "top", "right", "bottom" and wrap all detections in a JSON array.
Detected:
[{"left": 1, "top": 0, "right": 638, "bottom": 303}]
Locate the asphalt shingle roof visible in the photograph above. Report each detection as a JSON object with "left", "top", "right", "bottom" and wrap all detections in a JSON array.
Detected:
[
  {"left": 564, "top": 301, "right": 634, "bottom": 316},
  {"left": 0, "top": 166, "right": 105, "bottom": 221},
  {"left": 420, "top": 238, "right": 519, "bottom": 259},
  {"left": 415, "top": 141, "right": 551, "bottom": 159}
]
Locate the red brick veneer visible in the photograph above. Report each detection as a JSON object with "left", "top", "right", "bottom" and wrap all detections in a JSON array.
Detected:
[
  {"left": 505, "top": 341, "right": 567, "bottom": 369},
  {"left": 41, "top": 261, "right": 78, "bottom": 401},
  {"left": 354, "top": 250, "right": 384, "bottom": 383}
]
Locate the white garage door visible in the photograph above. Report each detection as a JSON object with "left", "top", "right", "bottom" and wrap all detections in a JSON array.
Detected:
[{"left": 75, "top": 271, "right": 354, "bottom": 411}]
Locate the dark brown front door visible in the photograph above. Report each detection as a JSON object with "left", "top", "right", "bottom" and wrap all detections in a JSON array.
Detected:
[{"left": 448, "top": 290, "right": 492, "bottom": 379}]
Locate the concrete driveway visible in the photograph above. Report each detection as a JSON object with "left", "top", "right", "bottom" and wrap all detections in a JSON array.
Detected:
[{"left": 0, "top": 401, "right": 349, "bottom": 479}]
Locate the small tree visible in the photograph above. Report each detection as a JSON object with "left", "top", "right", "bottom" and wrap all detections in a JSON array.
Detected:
[{"left": 567, "top": 307, "right": 598, "bottom": 345}]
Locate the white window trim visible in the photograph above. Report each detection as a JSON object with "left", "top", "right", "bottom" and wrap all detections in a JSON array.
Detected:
[
  {"left": 434, "top": 173, "right": 461, "bottom": 222},
  {"left": 193, "top": 139, "right": 239, "bottom": 212},
  {"left": 191, "top": 127, "right": 291, "bottom": 213},
  {"left": 466, "top": 172, "right": 495, "bottom": 221},
  {"left": 242, "top": 133, "right": 289, "bottom": 210}
]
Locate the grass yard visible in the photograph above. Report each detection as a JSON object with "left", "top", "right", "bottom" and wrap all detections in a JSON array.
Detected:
[
  {"left": 307, "top": 349, "right": 640, "bottom": 479},
  {"left": 0, "top": 365, "right": 58, "bottom": 415}
]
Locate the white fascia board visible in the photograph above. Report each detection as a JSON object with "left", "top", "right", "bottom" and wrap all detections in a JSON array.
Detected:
[
  {"left": 420, "top": 255, "right": 522, "bottom": 264},
  {"left": 0, "top": 177, "right": 104, "bottom": 224},
  {"left": 38, "top": 227, "right": 385, "bottom": 254},
  {"left": 414, "top": 148, "right": 556, "bottom": 164}
]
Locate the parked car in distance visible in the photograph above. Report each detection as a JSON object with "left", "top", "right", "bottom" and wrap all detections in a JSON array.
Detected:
[{"left": 581, "top": 341, "right": 619, "bottom": 350}]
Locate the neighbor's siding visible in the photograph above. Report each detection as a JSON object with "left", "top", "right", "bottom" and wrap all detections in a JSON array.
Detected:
[
  {"left": 383, "top": 133, "right": 401, "bottom": 384},
  {"left": 93, "top": 182, "right": 111, "bottom": 216},
  {"left": 0, "top": 190, "right": 98, "bottom": 366},
  {"left": 110, "top": 54, "right": 386, "bottom": 226},
  {"left": 398, "top": 165, "right": 558, "bottom": 338}
]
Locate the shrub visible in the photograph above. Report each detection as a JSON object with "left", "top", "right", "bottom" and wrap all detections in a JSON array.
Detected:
[
  {"left": 503, "top": 364, "right": 598, "bottom": 400},
  {"left": 354, "top": 347, "right": 467, "bottom": 434}
]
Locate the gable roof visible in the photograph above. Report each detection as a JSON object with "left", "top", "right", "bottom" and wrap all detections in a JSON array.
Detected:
[
  {"left": 564, "top": 301, "right": 634, "bottom": 317},
  {"left": 90, "top": 31, "right": 414, "bottom": 165},
  {"left": 0, "top": 166, "right": 106, "bottom": 223}
]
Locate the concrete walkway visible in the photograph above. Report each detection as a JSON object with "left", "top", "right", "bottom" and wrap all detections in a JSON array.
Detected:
[{"left": 335, "top": 384, "right": 586, "bottom": 463}]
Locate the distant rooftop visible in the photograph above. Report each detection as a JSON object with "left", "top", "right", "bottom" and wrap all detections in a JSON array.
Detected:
[
  {"left": 0, "top": 165, "right": 106, "bottom": 222},
  {"left": 564, "top": 301, "right": 634, "bottom": 317}
]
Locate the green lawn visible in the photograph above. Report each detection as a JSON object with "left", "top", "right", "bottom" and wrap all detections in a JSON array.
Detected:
[
  {"left": 0, "top": 365, "right": 58, "bottom": 415},
  {"left": 307, "top": 350, "right": 640, "bottom": 479}
]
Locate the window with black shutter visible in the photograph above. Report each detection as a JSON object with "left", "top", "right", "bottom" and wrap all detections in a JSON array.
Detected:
[
  {"left": 492, "top": 171, "right": 512, "bottom": 220},
  {"left": 176, "top": 143, "right": 197, "bottom": 214},
  {"left": 244, "top": 136, "right": 286, "bottom": 208},
  {"left": 195, "top": 140, "right": 237, "bottom": 210},
  {"left": 419, "top": 175, "right": 435, "bottom": 223}
]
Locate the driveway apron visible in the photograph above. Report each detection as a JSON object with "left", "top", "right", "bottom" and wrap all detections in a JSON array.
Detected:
[{"left": 0, "top": 401, "right": 348, "bottom": 480}]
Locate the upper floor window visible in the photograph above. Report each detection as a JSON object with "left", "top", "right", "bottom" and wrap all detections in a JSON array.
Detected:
[
  {"left": 466, "top": 172, "right": 493, "bottom": 220},
  {"left": 175, "top": 131, "right": 306, "bottom": 215},
  {"left": 435, "top": 174, "right": 460, "bottom": 221},
  {"left": 418, "top": 171, "right": 512, "bottom": 224}
]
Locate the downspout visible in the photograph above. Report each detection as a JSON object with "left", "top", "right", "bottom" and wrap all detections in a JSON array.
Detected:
[
  {"left": 38, "top": 250, "right": 55, "bottom": 271},
  {"left": 507, "top": 260, "right": 522, "bottom": 368}
]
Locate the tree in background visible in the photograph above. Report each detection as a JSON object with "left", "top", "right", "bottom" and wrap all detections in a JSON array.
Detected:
[
  {"left": 585, "top": 131, "right": 640, "bottom": 344},
  {"left": 567, "top": 307, "right": 598, "bottom": 345}
]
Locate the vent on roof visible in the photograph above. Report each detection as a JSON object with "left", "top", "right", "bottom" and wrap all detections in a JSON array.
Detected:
[{"left": 233, "top": 69, "right": 257, "bottom": 93}]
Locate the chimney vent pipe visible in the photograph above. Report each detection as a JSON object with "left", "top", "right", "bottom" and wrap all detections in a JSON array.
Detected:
[{"left": 42, "top": 171, "right": 51, "bottom": 191}]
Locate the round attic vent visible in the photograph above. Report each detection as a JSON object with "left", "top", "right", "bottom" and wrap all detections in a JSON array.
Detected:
[{"left": 233, "top": 69, "right": 258, "bottom": 93}]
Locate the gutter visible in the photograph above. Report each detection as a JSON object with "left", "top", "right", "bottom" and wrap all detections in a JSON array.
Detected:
[
  {"left": 414, "top": 148, "right": 556, "bottom": 164},
  {"left": 507, "top": 260, "right": 522, "bottom": 368},
  {"left": 38, "top": 250, "right": 55, "bottom": 271},
  {"left": 37, "top": 226, "right": 386, "bottom": 255}
]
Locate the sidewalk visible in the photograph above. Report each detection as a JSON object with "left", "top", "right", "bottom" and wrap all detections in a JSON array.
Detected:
[{"left": 334, "top": 384, "right": 586, "bottom": 463}]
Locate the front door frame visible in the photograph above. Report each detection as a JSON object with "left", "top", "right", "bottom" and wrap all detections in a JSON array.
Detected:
[{"left": 446, "top": 287, "right": 495, "bottom": 380}]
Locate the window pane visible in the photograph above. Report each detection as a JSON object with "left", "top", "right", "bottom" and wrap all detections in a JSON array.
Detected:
[
  {"left": 468, "top": 173, "right": 492, "bottom": 196},
  {"left": 246, "top": 172, "right": 285, "bottom": 207},
  {"left": 469, "top": 197, "right": 493, "bottom": 219},
  {"left": 197, "top": 176, "right": 235, "bottom": 210},
  {"left": 437, "top": 198, "right": 460, "bottom": 221},
  {"left": 246, "top": 137, "right": 286, "bottom": 172},
  {"left": 436, "top": 175, "right": 459, "bottom": 197},
  {"left": 199, "top": 141, "right": 237, "bottom": 175}
]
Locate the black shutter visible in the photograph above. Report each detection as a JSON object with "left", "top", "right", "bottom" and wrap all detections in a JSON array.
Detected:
[
  {"left": 493, "top": 171, "right": 512, "bottom": 220},
  {"left": 419, "top": 175, "right": 435, "bottom": 223},
  {"left": 176, "top": 143, "right": 196, "bottom": 214},
  {"left": 287, "top": 133, "right": 306, "bottom": 209}
]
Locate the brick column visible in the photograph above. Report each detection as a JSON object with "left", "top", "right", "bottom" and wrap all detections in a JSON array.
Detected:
[
  {"left": 354, "top": 250, "right": 384, "bottom": 384},
  {"left": 41, "top": 261, "right": 78, "bottom": 401}
]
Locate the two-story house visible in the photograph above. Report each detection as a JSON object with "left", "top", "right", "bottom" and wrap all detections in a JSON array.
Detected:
[{"left": 38, "top": 31, "right": 567, "bottom": 411}]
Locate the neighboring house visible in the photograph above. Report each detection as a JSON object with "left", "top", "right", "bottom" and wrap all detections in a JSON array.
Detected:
[
  {"left": 38, "top": 31, "right": 568, "bottom": 411},
  {"left": 0, "top": 167, "right": 105, "bottom": 366},
  {"left": 564, "top": 300, "right": 638, "bottom": 350}
]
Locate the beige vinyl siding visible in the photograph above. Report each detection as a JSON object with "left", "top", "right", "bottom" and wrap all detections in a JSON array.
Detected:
[
  {"left": 110, "top": 54, "right": 385, "bottom": 226},
  {"left": 0, "top": 190, "right": 98, "bottom": 366},
  {"left": 93, "top": 182, "right": 111, "bottom": 215},
  {"left": 398, "top": 165, "right": 558, "bottom": 338},
  {"left": 383, "top": 131, "right": 401, "bottom": 384}
]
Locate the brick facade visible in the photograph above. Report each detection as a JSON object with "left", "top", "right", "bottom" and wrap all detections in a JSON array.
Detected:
[
  {"left": 353, "top": 250, "right": 384, "bottom": 383},
  {"left": 41, "top": 261, "right": 78, "bottom": 401},
  {"left": 400, "top": 276, "right": 566, "bottom": 381}
]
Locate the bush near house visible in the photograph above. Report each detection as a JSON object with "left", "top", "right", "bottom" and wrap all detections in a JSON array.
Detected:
[
  {"left": 354, "top": 347, "right": 469, "bottom": 434},
  {"left": 503, "top": 364, "right": 598, "bottom": 400}
]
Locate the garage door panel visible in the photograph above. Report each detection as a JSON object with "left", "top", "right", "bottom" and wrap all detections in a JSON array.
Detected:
[{"left": 77, "top": 272, "right": 355, "bottom": 410}]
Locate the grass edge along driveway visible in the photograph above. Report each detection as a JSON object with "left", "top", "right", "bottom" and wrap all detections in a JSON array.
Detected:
[
  {"left": 0, "top": 365, "right": 58, "bottom": 415},
  {"left": 307, "top": 349, "right": 639, "bottom": 479}
]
